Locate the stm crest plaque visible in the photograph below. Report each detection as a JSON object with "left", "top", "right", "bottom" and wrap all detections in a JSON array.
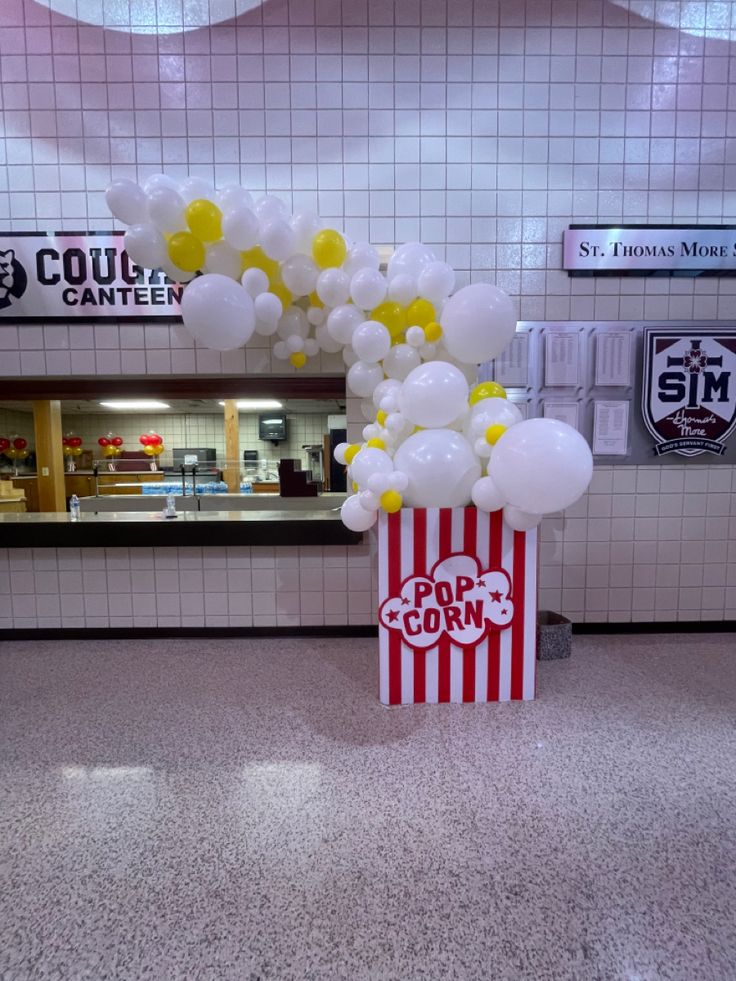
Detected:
[{"left": 642, "top": 328, "right": 736, "bottom": 457}]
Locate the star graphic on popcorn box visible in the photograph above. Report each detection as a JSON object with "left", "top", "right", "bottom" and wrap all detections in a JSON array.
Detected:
[
  {"left": 476, "top": 578, "right": 486, "bottom": 588},
  {"left": 489, "top": 590, "right": 503, "bottom": 602},
  {"left": 387, "top": 609, "right": 400, "bottom": 623}
]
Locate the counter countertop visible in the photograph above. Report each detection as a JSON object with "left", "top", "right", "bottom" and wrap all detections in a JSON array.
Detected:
[{"left": 0, "top": 510, "right": 361, "bottom": 548}]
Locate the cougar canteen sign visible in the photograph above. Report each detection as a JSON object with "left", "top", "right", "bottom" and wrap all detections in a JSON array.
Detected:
[
  {"left": 642, "top": 328, "right": 736, "bottom": 457},
  {"left": 563, "top": 225, "right": 736, "bottom": 275},
  {"left": 0, "top": 232, "right": 184, "bottom": 321}
]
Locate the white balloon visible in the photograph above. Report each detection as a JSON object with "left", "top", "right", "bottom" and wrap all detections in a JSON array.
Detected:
[
  {"left": 291, "top": 211, "right": 322, "bottom": 253},
  {"left": 343, "top": 347, "right": 359, "bottom": 367},
  {"left": 372, "top": 378, "right": 402, "bottom": 409},
  {"left": 307, "top": 306, "right": 325, "bottom": 326},
  {"left": 388, "top": 470, "right": 409, "bottom": 492},
  {"left": 417, "top": 261, "right": 455, "bottom": 303},
  {"left": 105, "top": 178, "right": 148, "bottom": 225},
  {"left": 273, "top": 340, "right": 288, "bottom": 359},
  {"left": 254, "top": 194, "right": 288, "bottom": 222},
  {"left": 359, "top": 490, "right": 380, "bottom": 511},
  {"left": 286, "top": 334, "right": 304, "bottom": 354},
  {"left": 393, "top": 430, "right": 481, "bottom": 507},
  {"left": 281, "top": 254, "right": 318, "bottom": 296},
  {"left": 254, "top": 317, "right": 280, "bottom": 337},
  {"left": 350, "top": 446, "right": 394, "bottom": 487},
  {"left": 347, "top": 360, "right": 384, "bottom": 398},
  {"left": 147, "top": 186, "right": 186, "bottom": 233},
  {"left": 304, "top": 338, "right": 319, "bottom": 357},
  {"left": 387, "top": 273, "right": 417, "bottom": 306},
  {"left": 419, "top": 341, "right": 438, "bottom": 360},
  {"left": 343, "top": 242, "right": 380, "bottom": 277},
  {"left": 222, "top": 205, "right": 259, "bottom": 250},
  {"left": 405, "top": 326, "right": 425, "bottom": 348},
  {"left": 180, "top": 274, "right": 255, "bottom": 352},
  {"left": 276, "top": 306, "right": 309, "bottom": 340},
  {"left": 179, "top": 176, "right": 216, "bottom": 203},
  {"left": 217, "top": 184, "right": 254, "bottom": 212},
  {"left": 360, "top": 399, "right": 376, "bottom": 421},
  {"left": 387, "top": 242, "right": 436, "bottom": 281},
  {"left": 440, "top": 282, "right": 517, "bottom": 364},
  {"left": 315, "top": 325, "right": 343, "bottom": 353},
  {"left": 474, "top": 438, "right": 493, "bottom": 458},
  {"left": 260, "top": 218, "right": 296, "bottom": 261},
  {"left": 334, "top": 442, "right": 349, "bottom": 465},
  {"left": 398, "top": 361, "right": 469, "bottom": 428},
  {"left": 254, "top": 292, "right": 283, "bottom": 324},
  {"left": 241, "top": 267, "right": 269, "bottom": 298},
  {"left": 316, "top": 268, "right": 350, "bottom": 307},
  {"left": 471, "top": 475, "right": 507, "bottom": 513},
  {"left": 466, "top": 397, "right": 523, "bottom": 440},
  {"left": 490, "top": 418, "right": 593, "bottom": 515},
  {"left": 204, "top": 240, "right": 242, "bottom": 279},
  {"left": 341, "top": 494, "right": 378, "bottom": 532},
  {"left": 367, "top": 472, "right": 392, "bottom": 495},
  {"left": 123, "top": 223, "right": 167, "bottom": 269},
  {"left": 352, "top": 320, "right": 391, "bottom": 363},
  {"left": 379, "top": 395, "right": 398, "bottom": 413},
  {"left": 503, "top": 505, "right": 541, "bottom": 532},
  {"left": 326, "top": 304, "right": 363, "bottom": 345},
  {"left": 382, "top": 343, "right": 421, "bottom": 381},
  {"left": 350, "top": 268, "right": 387, "bottom": 309},
  {"left": 160, "top": 262, "right": 195, "bottom": 284},
  {"left": 143, "top": 173, "right": 179, "bottom": 195}
]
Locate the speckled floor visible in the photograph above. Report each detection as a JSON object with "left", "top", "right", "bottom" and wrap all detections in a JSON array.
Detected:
[{"left": 1, "top": 634, "right": 735, "bottom": 981}]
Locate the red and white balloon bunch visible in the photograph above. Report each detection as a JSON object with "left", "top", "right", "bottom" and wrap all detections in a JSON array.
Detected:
[{"left": 105, "top": 176, "right": 594, "bottom": 531}]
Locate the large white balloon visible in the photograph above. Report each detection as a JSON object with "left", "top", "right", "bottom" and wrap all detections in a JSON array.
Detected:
[
  {"left": 490, "top": 418, "right": 593, "bottom": 515},
  {"left": 352, "top": 320, "right": 391, "bottom": 363},
  {"left": 440, "top": 283, "right": 517, "bottom": 364},
  {"left": 347, "top": 360, "right": 384, "bottom": 398},
  {"left": 180, "top": 176, "right": 216, "bottom": 203},
  {"left": 180, "top": 274, "right": 255, "bottom": 351},
  {"left": 382, "top": 343, "right": 421, "bottom": 381},
  {"left": 471, "top": 475, "right": 507, "bottom": 513},
  {"left": 341, "top": 494, "right": 378, "bottom": 532},
  {"left": 393, "top": 430, "right": 481, "bottom": 507},
  {"left": 123, "top": 223, "right": 167, "bottom": 269},
  {"left": 398, "top": 361, "right": 469, "bottom": 428},
  {"left": 222, "top": 204, "right": 259, "bottom": 250},
  {"left": 147, "top": 186, "right": 186, "bottom": 233},
  {"left": 106, "top": 178, "right": 148, "bottom": 225}
]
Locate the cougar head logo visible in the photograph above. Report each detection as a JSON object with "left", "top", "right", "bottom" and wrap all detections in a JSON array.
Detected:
[{"left": 0, "top": 248, "right": 28, "bottom": 310}]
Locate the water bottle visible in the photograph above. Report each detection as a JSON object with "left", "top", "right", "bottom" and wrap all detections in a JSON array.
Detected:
[
  {"left": 69, "top": 494, "right": 81, "bottom": 521},
  {"left": 165, "top": 493, "right": 176, "bottom": 517}
]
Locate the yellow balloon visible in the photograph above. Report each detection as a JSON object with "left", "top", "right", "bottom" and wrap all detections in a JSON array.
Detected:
[
  {"left": 312, "top": 229, "right": 347, "bottom": 268},
  {"left": 424, "top": 321, "right": 443, "bottom": 343},
  {"left": 185, "top": 198, "right": 222, "bottom": 242},
  {"left": 406, "top": 298, "right": 435, "bottom": 328},
  {"left": 469, "top": 381, "right": 507, "bottom": 405},
  {"left": 168, "top": 232, "right": 205, "bottom": 272},
  {"left": 376, "top": 409, "right": 387, "bottom": 426},
  {"left": 380, "top": 490, "right": 403, "bottom": 513},
  {"left": 344, "top": 444, "right": 361, "bottom": 465},
  {"left": 309, "top": 291, "right": 324, "bottom": 309},
  {"left": 371, "top": 301, "right": 406, "bottom": 339},
  {"left": 485, "top": 424, "right": 507, "bottom": 445},
  {"left": 241, "top": 247, "right": 280, "bottom": 282},
  {"left": 269, "top": 279, "right": 293, "bottom": 309},
  {"left": 366, "top": 437, "right": 385, "bottom": 450},
  {"left": 143, "top": 445, "right": 156, "bottom": 456},
  {"left": 289, "top": 351, "right": 307, "bottom": 368}
]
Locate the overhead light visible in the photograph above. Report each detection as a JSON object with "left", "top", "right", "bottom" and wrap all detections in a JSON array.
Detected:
[
  {"left": 99, "top": 400, "right": 171, "bottom": 410},
  {"left": 217, "top": 400, "right": 283, "bottom": 410}
]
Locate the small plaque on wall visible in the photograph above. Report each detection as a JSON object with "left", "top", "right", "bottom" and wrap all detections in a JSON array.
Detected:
[
  {"left": 544, "top": 330, "right": 580, "bottom": 387},
  {"left": 593, "top": 401, "right": 630, "bottom": 456}
]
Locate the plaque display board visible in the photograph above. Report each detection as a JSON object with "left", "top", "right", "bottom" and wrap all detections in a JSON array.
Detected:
[{"left": 480, "top": 322, "right": 735, "bottom": 465}]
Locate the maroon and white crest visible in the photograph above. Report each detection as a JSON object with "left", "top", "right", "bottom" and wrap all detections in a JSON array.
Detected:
[{"left": 642, "top": 328, "right": 736, "bottom": 457}]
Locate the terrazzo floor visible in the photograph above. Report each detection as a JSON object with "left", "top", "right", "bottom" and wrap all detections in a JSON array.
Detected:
[{"left": 1, "top": 634, "right": 735, "bottom": 981}]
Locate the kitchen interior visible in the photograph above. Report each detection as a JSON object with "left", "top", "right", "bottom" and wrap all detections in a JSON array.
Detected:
[{"left": 0, "top": 394, "right": 348, "bottom": 513}]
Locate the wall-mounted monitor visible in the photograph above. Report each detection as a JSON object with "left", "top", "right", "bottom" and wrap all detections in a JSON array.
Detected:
[
  {"left": 258, "top": 413, "right": 287, "bottom": 441},
  {"left": 172, "top": 447, "right": 217, "bottom": 467}
]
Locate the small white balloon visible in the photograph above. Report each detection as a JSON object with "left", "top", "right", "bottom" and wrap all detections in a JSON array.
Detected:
[
  {"left": 363, "top": 424, "right": 380, "bottom": 441},
  {"left": 273, "top": 340, "right": 288, "bottom": 360},
  {"left": 503, "top": 505, "right": 541, "bottom": 532},
  {"left": 341, "top": 494, "right": 378, "bottom": 532},
  {"left": 379, "top": 395, "right": 398, "bottom": 413},
  {"left": 385, "top": 412, "right": 407, "bottom": 433},
  {"left": 474, "top": 438, "right": 493, "bottom": 458},
  {"left": 260, "top": 218, "right": 296, "bottom": 261},
  {"left": 405, "top": 326, "right": 425, "bottom": 348},
  {"left": 387, "top": 273, "right": 417, "bottom": 306},
  {"left": 254, "top": 292, "right": 283, "bottom": 324},
  {"left": 106, "top": 178, "right": 148, "bottom": 225},
  {"left": 352, "top": 320, "right": 391, "bottom": 364},
  {"left": 281, "top": 254, "right": 318, "bottom": 296},
  {"left": 372, "top": 378, "right": 402, "bottom": 409},
  {"left": 417, "top": 261, "right": 455, "bottom": 303},
  {"left": 304, "top": 338, "right": 319, "bottom": 357},
  {"left": 316, "top": 268, "right": 351, "bottom": 307},
  {"left": 334, "top": 442, "right": 350, "bottom": 465},
  {"left": 254, "top": 318, "right": 280, "bottom": 337},
  {"left": 241, "top": 267, "right": 270, "bottom": 298},
  {"left": 350, "top": 267, "right": 387, "bottom": 309},
  {"left": 347, "top": 360, "right": 384, "bottom": 398},
  {"left": 123, "top": 223, "right": 167, "bottom": 269},
  {"left": 359, "top": 490, "right": 380, "bottom": 511},
  {"left": 307, "top": 306, "right": 326, "bottom": 326},
  {"left": 388, "top": 471, "right": 409, "bottom": 492},
  {"left": 315, "top": 325, "right": 343, "bottom": 353},
  {"left": 367, "top": 473, "right": 392, "bottom": 495},
  {"left": 204, "top": 241, "right": 242, "bottom": 279},
  {"left": 471, "top": 475, "right": 507, "bottom": 513},
  {"left": 382, "top": 343, "right": 421, "bottom": 381},
  {"left": 419, "top": 341, "right": 438, "bottom": 360},
  {"left": 222, "top": 204, "right": 260, "bottom": 251},
  {"left": 286, "top": 334, "right": 304, "bottom": 354}
]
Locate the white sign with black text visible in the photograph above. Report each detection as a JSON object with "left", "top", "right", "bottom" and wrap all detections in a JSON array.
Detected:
[{"left": 563, "top": 225, "right": 736, "bottom": 274}]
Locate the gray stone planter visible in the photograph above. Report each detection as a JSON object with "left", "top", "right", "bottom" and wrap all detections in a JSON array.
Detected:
[{"left": 537, "top": 610, "right": 572, "bottom": 660}]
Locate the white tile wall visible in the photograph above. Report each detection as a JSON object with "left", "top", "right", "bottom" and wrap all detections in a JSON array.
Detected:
[{"left": 0, "top": 0, "right": 735, "bottom": 626}]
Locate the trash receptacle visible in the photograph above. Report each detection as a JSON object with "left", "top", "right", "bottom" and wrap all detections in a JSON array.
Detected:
[{"left": 537, "top": 610, "right": 572, "bottom": 660}]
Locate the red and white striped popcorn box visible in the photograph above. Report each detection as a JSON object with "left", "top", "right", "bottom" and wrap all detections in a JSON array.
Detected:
[{"left": 377, "top": 507, "right": 537, "bottom": 705}]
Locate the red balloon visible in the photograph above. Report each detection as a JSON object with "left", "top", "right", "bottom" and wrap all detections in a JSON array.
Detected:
[
  {"left": 62, "top": 437, "right": 70, "bottom": 446},
  {"left": 139, "top": 434, "right": 150, "bottom": 446},
  {"left": 111, "top": 436, "right": 123, "bottom": 447},
  {"left": 148, "top": 433, "right": 162, "bottom": 446},
  {"left": 13, "top": 437, "right": 27, "bottom": 450},
  {"left": 70, "top": 436, "right": 83, "bottom": 448},
  {"left": 0, "top": 438, "right": 9, "bottom": 452},
  {"left": 98, "top": 437, "right": 110, "bottom": 447}
]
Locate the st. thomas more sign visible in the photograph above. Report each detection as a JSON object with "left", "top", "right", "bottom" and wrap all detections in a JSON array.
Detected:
[
  {"left": 563, "top": 225, "right": 736, "bottom": 276},
  {"left": 0, "top": 231, "right": 183, "bottom": 321}
]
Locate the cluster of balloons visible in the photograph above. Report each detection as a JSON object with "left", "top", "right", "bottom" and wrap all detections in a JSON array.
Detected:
[
  {"left": 0, "top": 435, "right": 28, "bottom": 462},
  {"left": 62, "top": 433, "right": 84, "bottom": 472},
  {"left": 105, "top": 175, "right": 594, "bottom": 532},
  {"left": 139, "top": 432, "right": 164, "bottom": 461},
  {"left": 98, "top": 433, "right": 124, "bottom": 458}
]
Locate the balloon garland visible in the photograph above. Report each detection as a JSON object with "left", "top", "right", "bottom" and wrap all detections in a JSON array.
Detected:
[
  {"left": 107, "top": 175, "right": 594, "bottom": 532},
  {"left": 62, "top": 432, "right": 83, "bottom": 471}
]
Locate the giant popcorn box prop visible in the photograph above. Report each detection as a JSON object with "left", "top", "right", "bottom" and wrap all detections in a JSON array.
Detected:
[{"left": 378, "top": 507, "right": 537, "bottom": 706}]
